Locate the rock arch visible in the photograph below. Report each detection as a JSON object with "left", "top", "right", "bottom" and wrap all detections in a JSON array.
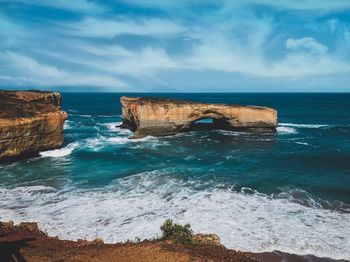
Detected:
[{"left": 120, "top": 96, "right": 278, "bottom": 138}]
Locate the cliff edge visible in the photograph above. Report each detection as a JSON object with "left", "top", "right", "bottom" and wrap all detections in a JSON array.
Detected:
[
  {"left": 0, "top": 90, "right": 67, "bottom": 162},
  {"left": 120, "top": 96, "right": 278, "bottom": 138},
  {"left": 0, "top": 221, "right": 259, "bottom": 262}
]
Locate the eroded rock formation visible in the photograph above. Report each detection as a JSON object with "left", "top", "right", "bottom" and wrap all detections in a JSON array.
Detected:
[
  {"left": 0, "top": 90, "right": 67, "bottom": 162},
  {"left": 120, "top": 96, "right": 277, "bottom": 138}
]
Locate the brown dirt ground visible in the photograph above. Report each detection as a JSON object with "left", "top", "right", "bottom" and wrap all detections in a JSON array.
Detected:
[
  {"left": 1, "top": 222, "right": 344, "bottom": 262},
  {"left": 0, "top": 222, "right": 259, "bottom": 262}
]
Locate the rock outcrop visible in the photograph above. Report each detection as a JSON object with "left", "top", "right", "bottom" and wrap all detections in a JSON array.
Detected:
[
  {"left": 120, "top": 96, "right": 278, "bottom": 138},
  {"left": 0, "top": 90, "right": 67, "bottom": 162},
  {"left": 193, "top": 233, "right": 221, "bottom": 245}
]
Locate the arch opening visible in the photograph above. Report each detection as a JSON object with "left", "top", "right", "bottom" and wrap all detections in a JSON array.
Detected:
[{"left": 186, "top": 117, "right": 232, "bottom": 131}]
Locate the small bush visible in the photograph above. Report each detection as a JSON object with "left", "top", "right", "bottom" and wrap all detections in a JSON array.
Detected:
[{"left": 160, "top": 219, "right": 194, "bottom": 244}]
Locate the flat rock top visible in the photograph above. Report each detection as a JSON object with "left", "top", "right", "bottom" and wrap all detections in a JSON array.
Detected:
[
  {"left": 0, "top": 90, "right": 62, "bottom": 119},
  {"left": 121, "top": 96, "right": 272, "bottom": 110}
]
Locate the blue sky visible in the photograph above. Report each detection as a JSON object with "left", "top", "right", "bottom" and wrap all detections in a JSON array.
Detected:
[{"left": 1, "top": 0, "right": 350, "bottom": 92}]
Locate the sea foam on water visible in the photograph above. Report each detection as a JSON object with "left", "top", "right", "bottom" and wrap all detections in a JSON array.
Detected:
[{"left": 0, "top": 171, "right": 349, "bottom": 260}]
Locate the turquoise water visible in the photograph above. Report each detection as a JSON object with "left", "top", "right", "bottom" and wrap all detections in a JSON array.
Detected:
[{"left": 1, "top": 93, "right": 349, "bottom": 259}]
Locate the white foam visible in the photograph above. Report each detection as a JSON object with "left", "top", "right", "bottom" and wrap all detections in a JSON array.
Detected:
[
  {"left": 103, "top": 122, "right": 121, "bottom": 131},
  {"left": 63, "top": 120, "right": 72, "bottom": 130},
  {"left": 69, "top": 114, "right": 91, "bottom": 118},
  {"left": 276, "top": 126, "right": 298, "bottom": 134},
  {"left": 84, "top": 137, "right": 104, "bottom": 151},
  {"left": 277, "top": 123, "right": 331, "bottom": 134},
  {"left": 39, "top": 143, "right": 79, "bottom": 158},
  {"left": 107, "top": 135, "right": 161, "bottom": 146},
  {"left": 96, "top": 114, "right": 121, "bottom": 118},
  {"left": 69, "top": 114, "right": 121, "bottom": 118},
  {"left": 279, "top": 123, "right": 329, "bottom": 128},
  {"left": 295, "top": 142, "right": 309, "bottom": 146},
  {"left": 0, "top": 172, "right": 349, "bottom": 260},
  {"left": 107, "top": 136, "right": 130, "bottom": 144},
  {"left": 216, "top": 130, "right": 247, "bottom": 136},
  {"left": 101, "top": 122, "right": 131, "bottom": 135},
  {"left": 83, "top": 134, "right": 163, "bottom": 151}
]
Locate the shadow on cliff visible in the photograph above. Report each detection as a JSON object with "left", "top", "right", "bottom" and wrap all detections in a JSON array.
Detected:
[
  {"left": 0, "top": 238, "right": 34, "bottom": 262},
  {"left": 0, "top": 225, "right": 33, "bottom": 262}
]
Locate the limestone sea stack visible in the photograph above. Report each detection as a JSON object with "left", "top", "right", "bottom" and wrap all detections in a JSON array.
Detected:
[
  {"left": 120, "top": 96, "right": 278, "bottom": 138},
  {"left": 0, "top": 90, "right": 67, "bottom": 162}
]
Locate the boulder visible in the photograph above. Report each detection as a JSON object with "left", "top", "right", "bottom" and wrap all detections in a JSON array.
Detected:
[{"left": 193, "top": 233, "right": 221, "bottom": 245}]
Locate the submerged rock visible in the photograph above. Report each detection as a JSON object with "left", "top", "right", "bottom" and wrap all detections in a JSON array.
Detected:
[
  {"left": 120, "top": 96, "right": 278, "bottom": 138},
  {"left": 0, "top": 90, "right": 67, "bottom": 162}
]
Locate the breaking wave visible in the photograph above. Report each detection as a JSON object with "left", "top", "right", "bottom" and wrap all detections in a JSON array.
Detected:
[
  {"left": 63, "top": 120, "right": 72, "bottom": 130},
  {"left": 277, "top": 122, "right": 332, "bottom": 135},
  {"left": 295, "top": 141, "right": 309, "bottom": 146},
  {"left": 83, "top": 133, "right": 166, "bottom": 151},
  {"left": 0, "top": 171, "right": 349, "bottom": 260},
  {"left": 99, "top": 122, "right": 132, "bottom": 135},
  {"left": 39, "top": 143, "right": 79, "bottom": 158},
  {"left": 279, "top": 123, "right": 330, "bottom": 128},
  {"left": 277, "top": 126, "right": 298, "bottom": 134}
]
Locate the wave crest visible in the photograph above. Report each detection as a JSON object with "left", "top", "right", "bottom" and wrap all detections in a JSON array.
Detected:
[
  {"left": 277, "top": 126, "right": 298, "bottom": 134},
  {"left": 39, "top": 143, "right": 79, "bottom": 158},
  {"left": 279, "top": 123, "right": 330, "bottom": 128}
]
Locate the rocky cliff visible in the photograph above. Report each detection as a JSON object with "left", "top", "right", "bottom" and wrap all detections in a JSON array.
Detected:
[
  {"left": 0, "top": 90, "right": 67, "bottom": 162},
  {"left": 120, "top": 96, "right": 278, "bottom": 138}
]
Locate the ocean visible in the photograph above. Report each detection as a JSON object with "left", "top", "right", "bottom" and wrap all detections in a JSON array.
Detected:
[{"left": 0, "top": 93, "right": 349, "bottom": 260}]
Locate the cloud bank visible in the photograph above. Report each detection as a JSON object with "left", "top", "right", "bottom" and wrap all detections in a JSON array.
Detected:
[{"left": 0, "top": 0, "right": 350, "bottom": 91}]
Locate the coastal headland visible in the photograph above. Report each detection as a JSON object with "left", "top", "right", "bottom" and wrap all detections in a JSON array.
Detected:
[{"left": 0, "top": 90, "right": 67, "bottom": 162}]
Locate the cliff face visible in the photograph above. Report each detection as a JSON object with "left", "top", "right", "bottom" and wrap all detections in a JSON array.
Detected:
[
  {"left": 0, "top": 90, "right": 67, "bottom": 162},
  {"left": 120, "top": 96, "right": 278, "bottom": 138}
]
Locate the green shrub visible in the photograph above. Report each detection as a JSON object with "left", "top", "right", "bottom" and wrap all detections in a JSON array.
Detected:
[{"left": 160, "top": 219, "right": 194, "bottom": 244}]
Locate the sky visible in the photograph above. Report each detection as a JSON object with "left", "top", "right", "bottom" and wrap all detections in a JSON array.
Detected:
[{"left": 1, "top": 0, "right": 350, "bottom": 92}]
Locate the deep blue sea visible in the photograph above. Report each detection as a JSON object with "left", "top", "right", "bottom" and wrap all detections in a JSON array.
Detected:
[{"left": 1, "top": 93, "right": 349, "bottom": 259}]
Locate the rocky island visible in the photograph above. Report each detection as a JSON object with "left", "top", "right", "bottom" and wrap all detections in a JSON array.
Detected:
[
  {"left": 0, "top": 90, "right": 67, "bottom": 162},
  {"left": 120, "top": 96, "right": 278, "bottom": 138}
]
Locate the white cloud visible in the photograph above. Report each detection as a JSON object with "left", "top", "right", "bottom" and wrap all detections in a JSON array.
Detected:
[
  {"left": 328, "top": 19, "right": 339, "bottom": 34},
  {"left": 0, "top": 51, "right": 129, "bottom": 89},
  {"left": 57, "top": 75, "right": 129, "bottom": 89},
  {"left": 178, "top": 28, "right": 349, "bottom": 78},
  {"left": 1, "top": 0, "right": 350, "bottom": 91},
  {"left": 121, "top": 0, "right": 350, "bottom": 11},
  {"left": 249, "top": 0, "right": 350, "bottom": 10},
  {"left": 270, "top": 52, "right": 349, "bottom": 77},
  {"left": 35, "top": 28, "right": 350, "bottom": 84},
  {"left": 0, "top": 0, "right": 104, "bottom": 12},
  {"left": 107, "top": 46, "right": 178, "bottom": 76},
  {"left": 286, "top": 37, "right": 328, "bottom": 54},
  {"left": 0, "top": 15, "right": 30, "bottom": 48},
  {"left": 5, "top": 51, "right": 65, "bottom": 78},
  {"left": 79, "top": 44, "right": 134, "bottom": 57},
  {"left": 64, "top": 17, "right": 186, "bottom": 38},
  {"left": 40, "top": 44, "right": 178, "bottom": 78}
]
